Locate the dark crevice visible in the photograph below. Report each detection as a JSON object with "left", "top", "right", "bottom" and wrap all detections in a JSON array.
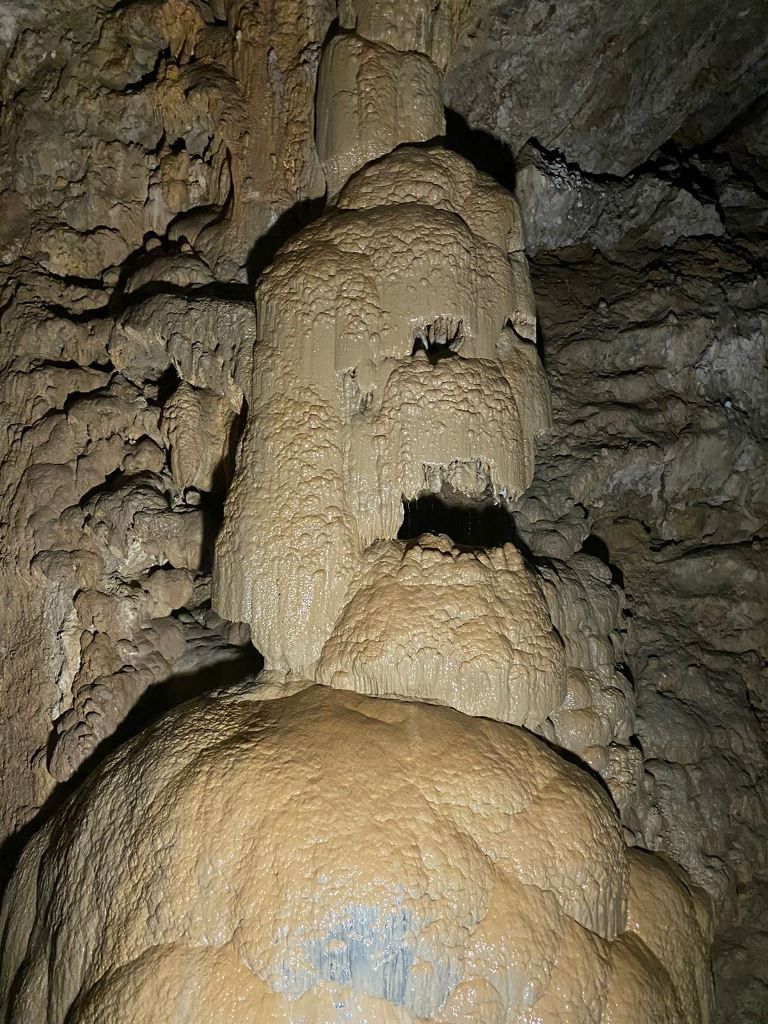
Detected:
[
  {"left": 411, "top": 317, "right": 464, "bottom": 362},
  {"left": 41, "top": 301, "right": 113, "bottom": 324},
  {"left": 245, "top": 196, "right": 326, "bottom": 287},
  {"left": 443, "top": 108, "right": 517, "bottom": 193},
  {"left": 199, "top": 489, "right": 226, "bottom": 574},
  {"left": 398, "top": 494, "right": 517, "bottom": 550},
  {"left": 580, "top": 533, "right": 625, "bottom": 588},
  {"left": 116, "top": 47, "right": 171, "bottom": 95},
  {"left": 77, "top": 466, "right": 124, "bottom": 507},
  {"left": 539, "top": 732, "right": 616, "bottom": 803},
  {"left": 30, "top": 357, "right": 115, "bottom": 373},
  {"left": 119, "top": 277, "right": 252, "bottom": 308},
  {"left": 154, "top": 364, "right": 180, "bottom": 406}
]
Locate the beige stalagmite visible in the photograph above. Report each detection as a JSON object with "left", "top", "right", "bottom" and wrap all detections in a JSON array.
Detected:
[
  {"left": 316, "top": 34, "right": 444, "bottom": 198},
  {"left": 213, "top": 147, "right": 549, "bottom": 674},
  {"left": 337, "top": 0, "right": 465, "bottom": 69},
  {"left": 337, "top": 147, "right": 537, "bottom": 342},
  {"left": 0, "top": 684, "right": 711, "bottom": 1023},
  {"left": 625, "top": 850, "right": 715, "bottom": 1023},
  {"left": 316, "top": 535, "right": 566, "bottom": 727}
]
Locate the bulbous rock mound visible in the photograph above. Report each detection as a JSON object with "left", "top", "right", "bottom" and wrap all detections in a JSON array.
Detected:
[
  {"left": 1, "top": 685, "right": 712, "bottom": 1023},
  {"left": 316, "top": 536, "right": 567, "bottom": 728}
]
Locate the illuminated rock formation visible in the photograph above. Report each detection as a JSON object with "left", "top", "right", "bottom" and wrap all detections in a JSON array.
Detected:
[
  {"left": 213, "top": 147, "right": 547, "bottom": 675},
  {"left": 0, "top": 6, "right": 717, "bottom": 1023},
  {"left": 0, "top": 686, "right": 713, "bottom": 1024},
  {"left": 315, "top": 536, "right": 566, "bottom": 727}
]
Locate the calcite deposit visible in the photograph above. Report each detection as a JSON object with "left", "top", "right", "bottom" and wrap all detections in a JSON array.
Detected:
[
  {"left": 2, "top": 0, "right": 764, "bottom": 1019},
  {"left": 316, "top": 536, "right": 566, "bottom": 726},
  {"left": 0, "top": 685, "right": 712, "bottom": 1024},
  {"left": 214, "top": 146, "right": 548, "bottom": 674}
]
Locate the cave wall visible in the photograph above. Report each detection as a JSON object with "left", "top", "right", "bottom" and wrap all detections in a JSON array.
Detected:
[{"left": 0, "top": 1, "right": 766, "bottom": 1019}]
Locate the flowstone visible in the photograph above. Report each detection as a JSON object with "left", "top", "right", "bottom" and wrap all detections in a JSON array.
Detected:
[
  {"left": 0, "top": 11, "right": 716, "bottom": 1024},
  {"left": 0, "top": 686, "right": 713, "bottom": 1024},
  {"left": 214, "top": 147, "right": 547, "bottom": 676}
]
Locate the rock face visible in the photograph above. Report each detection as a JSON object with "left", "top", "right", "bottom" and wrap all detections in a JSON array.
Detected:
[
  {"left": 522, "top": 220, "right": 768, "bottom": 1021},
  {"left": 315, "top": 536, "right": 567, "bottom": 727},
  {"left": 444, "top": 0, "right": 768, "bottom": 176},
  {"left": 0, "top": 0, "right": 765, "bottom": 1020},
  {"left": 0, "top": 0, "right": 331, "bottom": 841},
  {"left": 0, "top": 685, "right": 713, "bottom": 1024},
  {"left": 213, "top": 146, "right": 547, "bottom": 675},
  {"left": 515, "top": 144, "right": 724, "bottom": 256}
]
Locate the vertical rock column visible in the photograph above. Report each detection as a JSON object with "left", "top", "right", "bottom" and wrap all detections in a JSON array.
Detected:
[
  {"left": 0, "top": 5, "right": 715, "bottom": 1022},
  {"left": 315, "top": 1, "right": 451, "bottom": 197}
]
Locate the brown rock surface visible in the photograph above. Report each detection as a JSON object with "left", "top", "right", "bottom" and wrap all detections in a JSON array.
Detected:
[{"left": 0, "top": 684, "right": 711, "bottom": 1023}]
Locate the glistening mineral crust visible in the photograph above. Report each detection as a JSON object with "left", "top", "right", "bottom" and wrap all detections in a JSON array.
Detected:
[{"left": 0, "top": 685, "right": 713, "bottom": 1024}]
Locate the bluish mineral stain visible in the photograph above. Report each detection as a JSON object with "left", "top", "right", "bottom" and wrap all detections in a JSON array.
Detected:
[{"left": 302, "top": 904, "right": 414, "bottom": 1005}]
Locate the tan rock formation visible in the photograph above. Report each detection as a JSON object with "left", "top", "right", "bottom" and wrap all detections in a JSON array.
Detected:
[
  {"left": 316, "top": 33, "right": 444, "bottom": 198},
  {"left": 0, "top": 4, "right": 731, "bottom": 1019},
  {"left": 338, "top": 0, "right": 464, "bottom": 69},
  {"left": 337, "top": 146, "right": 536, "bottom": 342},
  {"left": 213, "top": 147, "right": 548, "bottom": 674},
  {"left": 0, "top": 685, "right": 711, "bottom": 1023},
  {"left": 162, "top": 381, "right": 241, "bottom": 492},
  {"left": 316, "top": 536, "right": 566, "bottom": 727}
]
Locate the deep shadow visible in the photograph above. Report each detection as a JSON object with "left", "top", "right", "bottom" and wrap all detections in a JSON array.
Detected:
[
  {"left": 538, "top": 732, "right": 617, "bottom": 806},
  {"left": 398, "top": 494, "right": 517, "bottom": 549},
  {"left": 199, "top": 489, "right": 226, "bottom": 574},
  {"left": 580, "top": 533, "right": 625, "bottom": 588},
  {"left": 245, "top": 196, "right": 327, "bottom": 287},
  {"left": 443, "top": 108, "right": 517, "bottom": 193}
]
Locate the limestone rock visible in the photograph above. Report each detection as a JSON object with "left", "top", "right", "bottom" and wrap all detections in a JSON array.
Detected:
[
  {"left": 316, "top": 33, "right": 444, "bottom": 197},
  {"left": 444, "top": 0, "right": 768, "bottom": 176},
  {"left": 214, "top": 148, "right": 547, "bottom": 674},
  {"left": 338, "top": 146, "right": 536, "bottom": 341},
  {"left": 527, "top": 233, "right": 768, "bottom": 1019},
  {"left": 162, "top": 381, "right": 240, "bottom": 492},
  {"left": 0, "top": 684, "right": 712, "bottom": 1023},
  {"left": 316, "top": 536, "right": 566, "bottom": 727},
  {"left": 516, "top": 144, "right": 724, "bottom": 256},
  {"left": 0, "top": 0, "right": 334, "bottom": 283},
  {"left": 338, "top": 0, "right": 464, "bottom": 69},
  {"left": 110, "top": 293, "right": 256, "bottom": 398}
]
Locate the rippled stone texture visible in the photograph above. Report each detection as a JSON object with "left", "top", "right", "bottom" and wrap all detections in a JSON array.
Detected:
[
  {"left": 0, "top": 685, "right": 713, "bottom": 1024},
  {"left": 213, "top": 148, "right": 548, "bottom": 674}
]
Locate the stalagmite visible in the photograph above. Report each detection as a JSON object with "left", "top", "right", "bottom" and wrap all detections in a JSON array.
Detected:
[{"left": 0, "top": 4, "right": 716, "bottom": 1023}]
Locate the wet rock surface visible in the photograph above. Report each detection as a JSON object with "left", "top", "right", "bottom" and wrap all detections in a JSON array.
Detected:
[
  {"left": 0, "top": 0, "right": 332, "bottom": 849},
  {"left": 444, "top": 0, "right": 768, "bottom": 176},
  {"left": 521, "top": 224, "right": 768, "bottom": 1021},
  {"left": 0, "top": 1, "right": 766, "bottom": 1021}
]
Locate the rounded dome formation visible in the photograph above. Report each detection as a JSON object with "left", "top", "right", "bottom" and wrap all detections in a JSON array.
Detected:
[
  {"left": 316, "top": 537, "right": 566, "bottom": 728},
  {"left": 1, "top": 684, "right": 712, "bottom": 1024}
]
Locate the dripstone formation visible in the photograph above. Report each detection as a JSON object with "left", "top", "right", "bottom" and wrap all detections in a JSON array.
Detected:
[{"left": 1, "top": 3, "right": 716, "bottom": 1022}]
